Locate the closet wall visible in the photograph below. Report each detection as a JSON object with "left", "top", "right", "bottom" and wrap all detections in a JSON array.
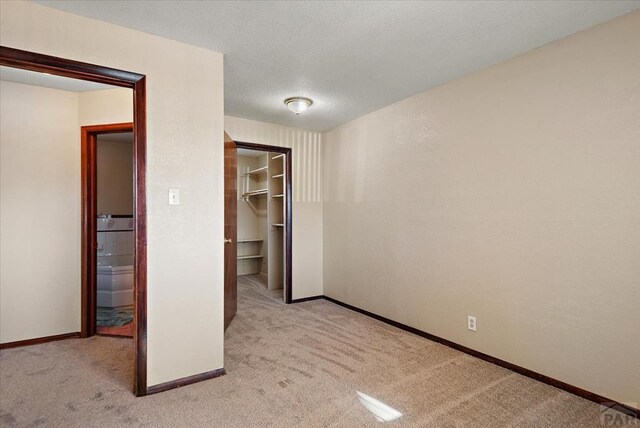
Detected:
[{"left": 225, "top": 116, "right": 322, "bottom": 299}]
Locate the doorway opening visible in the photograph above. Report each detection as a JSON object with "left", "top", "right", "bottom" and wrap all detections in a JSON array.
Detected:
[
  {"left": 224, "top": 137, "right": 292, "bottom": 329},
  {"left": 1, "top": 46, "right": 147, "bottom": 396},
  {"left": 81, "top": 124, "right": 134, "bottom": 338}
]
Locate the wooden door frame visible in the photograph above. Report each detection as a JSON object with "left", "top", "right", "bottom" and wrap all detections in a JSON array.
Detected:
[
  {"left": 0, "top": 46, "right": 148, "bottom": 396},
  {"left": 81, "top": 122, "right": 134, "bottom": 338},
  {"left": 234, "top": 141, "right": 293, "bottom": 303}
]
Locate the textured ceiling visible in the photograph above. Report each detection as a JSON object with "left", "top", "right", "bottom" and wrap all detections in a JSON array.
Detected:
[
  {"left": 1, "top": 66, "right": 115, "bottom": 92},
  {"left": 36, "top": 1, "right": 639, "bottom": 131}
]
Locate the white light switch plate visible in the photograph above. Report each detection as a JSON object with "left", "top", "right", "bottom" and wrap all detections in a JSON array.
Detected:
[{"left": 169, "top": 188, "right": 180, "bottom": 205}]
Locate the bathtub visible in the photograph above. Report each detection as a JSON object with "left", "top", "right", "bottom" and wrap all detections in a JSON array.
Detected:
[
  {"left": 97, "top": 216, "right": 133, "bottom": 308},
  {"left": 97, "top": 254, "right": 133, "bottom": 308}
]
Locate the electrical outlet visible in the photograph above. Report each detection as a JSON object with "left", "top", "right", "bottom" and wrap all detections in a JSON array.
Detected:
[{"left": 467, "top": 316, "right": 477, "bottom": 332}]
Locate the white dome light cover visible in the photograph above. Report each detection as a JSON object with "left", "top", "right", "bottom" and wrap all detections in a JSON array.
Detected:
[{"left": 284, "top": 97, "right": 313, "bottom": 115}]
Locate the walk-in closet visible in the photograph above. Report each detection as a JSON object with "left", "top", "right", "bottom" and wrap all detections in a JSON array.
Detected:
[{"left": 236, "top": 148, "right": 286, "bottom": 297}]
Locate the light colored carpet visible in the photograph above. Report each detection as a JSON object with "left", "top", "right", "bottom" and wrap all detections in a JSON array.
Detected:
[
  {"left": 239, "top": 273, "right": 283, "bottom": 301},
  {"left": 0, "top": 275, "right": 635, "bottom": 427}
]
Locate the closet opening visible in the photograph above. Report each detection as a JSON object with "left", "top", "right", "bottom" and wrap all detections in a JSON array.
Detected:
[{"left": 224, "top": 137, "right": 292, "bottom": 329}]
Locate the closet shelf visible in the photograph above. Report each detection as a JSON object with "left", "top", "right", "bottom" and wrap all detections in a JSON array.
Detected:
[
  {"left": 242, "top": 189, "right": 268, "bottom": 198},
  {"left": 272, "top": 194, "right": 284, "bottom": 198},
  {"left": 272, "top": 154, "right": 284, "bottom": 160},
  {"left": 238, "top": 238, "right": 263, "bottom": 243},
  {"left": 237, "top": 255, "right": 264, "bottom": 260},
  {"left": 245, "top": 166, "right": 268, "bottom": 175},
  {"left": 272, "top": 174, "right": 284, "bottom": 179}
]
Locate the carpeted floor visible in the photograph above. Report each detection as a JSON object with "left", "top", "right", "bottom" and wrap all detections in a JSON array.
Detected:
[
  {"left": 239, "top": 273, "right": 283, "bottom": 301},
  {"left": 0, "top": 275, "right": 635, "bottom": 427}
]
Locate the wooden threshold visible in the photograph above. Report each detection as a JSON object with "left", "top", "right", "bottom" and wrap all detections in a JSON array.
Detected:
[{"left": 97, "top": 322, "right": 134, "bottom": 338}]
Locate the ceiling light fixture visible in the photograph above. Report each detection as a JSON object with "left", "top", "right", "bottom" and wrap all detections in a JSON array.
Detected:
[{"left": 284, "top": 97, "right": 313, "bottom": 115}]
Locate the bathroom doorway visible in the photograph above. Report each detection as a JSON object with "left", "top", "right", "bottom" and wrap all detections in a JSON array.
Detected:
[
  {"left": 93, "top": 127, "right": 134, "bottom": 337},
  {"left": 81, "top": 123, "right": 134, "bottom": 338}
]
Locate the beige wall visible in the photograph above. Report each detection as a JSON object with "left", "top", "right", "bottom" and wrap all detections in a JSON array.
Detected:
[
  {"left": 97, "top": 136, "right": 133, "bottom": 215},
  {"left": 225, "top": 115, "right": 323, "bottom": 299},
  {"left": 0, "top": 83, "right": 133, "bottom": 344},
  {"left": 82, "top": 87, "right": 134, "bottom": 216},
  {"left": 1, "top": 2, "right": 225, "bottom": 387},
  {"left": 79, "top": 88, "right": 133, "bottom": 126},
  {"left": 0, "top": 81, "right": 80, "bottom": 343},
  {"left": 323, "top": 11, "right": 640, "bottom": 405}
]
